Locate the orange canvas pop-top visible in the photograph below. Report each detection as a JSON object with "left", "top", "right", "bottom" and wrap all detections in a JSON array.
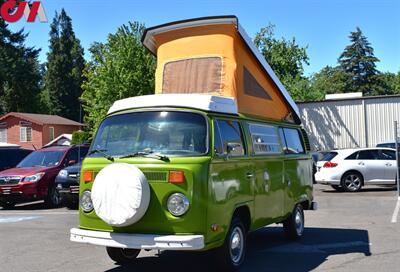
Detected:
[{"left": 142, "top": 16, "right": 301, "bottom": 124}]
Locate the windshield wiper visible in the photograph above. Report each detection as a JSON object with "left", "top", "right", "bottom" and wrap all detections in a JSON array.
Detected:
[
  {"left": 120, "top": 151, "right": 169, "bottom": 162},
  {"left": 88, "top": 149, "right": 114, "bottom": 162}
]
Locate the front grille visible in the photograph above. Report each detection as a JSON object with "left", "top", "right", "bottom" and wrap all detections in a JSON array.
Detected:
[
  {"left": 70, "top": 186, "right": 80, "bottom": 194},
  {"left": 144, "top": 172, "right": 168, "bottom": 182},
  {"left": 0, "top": 176, "right": 21, "bottom": 185}
]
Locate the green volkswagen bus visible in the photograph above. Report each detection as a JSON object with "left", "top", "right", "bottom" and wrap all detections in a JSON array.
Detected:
[{"left": 70, "top": 94, "right": 316, "bottom": 270}]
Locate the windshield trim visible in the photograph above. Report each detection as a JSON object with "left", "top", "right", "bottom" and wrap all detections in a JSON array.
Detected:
[{"left": 88, "top": 109, "right": 210, "bottom": 158}]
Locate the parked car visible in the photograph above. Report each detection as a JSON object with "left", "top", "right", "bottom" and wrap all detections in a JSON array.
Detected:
[
  {"left": 376, "top": 142, "right": 399, "bottom": 150},
  {"left": 0, "top": 147, "right": 32, "bottom": 172},
  {"left": 315, "top": 148, "right": 397, "bottom": 192},
  {"left": 0, "top": 145, "right": 89, "bottom": 209},
  {"left": 55, "top": 162, "right": 83, "bottom": 209}
]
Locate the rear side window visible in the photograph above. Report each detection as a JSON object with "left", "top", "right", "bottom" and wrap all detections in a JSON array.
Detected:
[
  {"left": 345, "top": 152, "right": 358, "bottom": 160},
  {"left": 379, "top": 149, "right": 396, "bottom": 160},
  {"left": 279, "top": 128, "right": 305, "bottom": 154},
  {"left": 323, "top": 152, "right": 339, "bottom": 161},
  {"left": 358, "top": 150, "right": 380, "bottom": 160},
  {"left": 248, "top": 123, "right": 281, "bottom": 155},
  {"left": 216, "top": 120, "right": 245, "bottom": 156}
]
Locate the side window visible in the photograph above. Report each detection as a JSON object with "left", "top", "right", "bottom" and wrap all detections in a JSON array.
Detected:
[
  {"left": 65, "top": 149, "right": 79, "bottom": 165},
  {"left": 281, "top": 128, "right": 305, "bottom": 154},
  {"left": 79, "top": 147, "right": 89, "bottom": 161},
  {"left": 217, "top": 120, "right": 245, "bottom": 156},
  {"left": 345, "top": 152, "right": 358, "bottom": 160},
  {"left": 358, "top": 150, "right": 379, "bottom": 160},
  {"left": 248, "top": 123, "right": 281, "bottom": 155},
  {"left": 213, "top": 120, "right": 223, "bottom": 155},
  {"left": 379, "top": 150, "right": 396, "bottom": 160}
]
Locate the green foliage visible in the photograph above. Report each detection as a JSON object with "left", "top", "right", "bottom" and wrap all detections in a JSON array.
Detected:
[
  {"left": 42, "top": 9, "right": 85, "bottom": 121},
  {"left": 80, "top": 21, "right": 156, "bottom": 135},
  {"left": 254, "top": 24, "right": 317, "bottom": 101},
  {"left": 71, "top": 130, "right": 90, "bottom": 145},
  {"left": 0, "top": 0, "right": 42, "bottom": 114},
  {"left": 310, "top": 66, "right": 350, "bottom": 94},
  {"left": 338, "top": 27, "right": 382, "bottom": 95}
]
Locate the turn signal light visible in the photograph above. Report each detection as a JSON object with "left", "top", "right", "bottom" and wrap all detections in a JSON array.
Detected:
[
  {"left": 83, "top": 170, "right": 93, "bottom": 183},
  {"left": 323, "top": 161, "right": 338, "bottom": 168},
  {"left": 169, "top": 171, "right": 185, "bottom": 184}
]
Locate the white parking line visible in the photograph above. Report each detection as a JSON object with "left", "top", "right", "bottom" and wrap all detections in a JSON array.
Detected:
[
  {"left": 391, "top": 197, "right": 400, "bottom": 223},
  {"left": 0, "top": 216, "right": 42, "bottom": 223}
]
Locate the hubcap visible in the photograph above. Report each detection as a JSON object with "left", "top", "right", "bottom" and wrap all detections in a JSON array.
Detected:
[
  {"left": 229, "top": 226, "right": 244, "bottom": 264},
  {"left": 52, "top": 187, "right": 62, "bottom": 205},
  {"left": 295, "top": 208, "right": 304, "bottom": 236},
  {"left": 344, "top": 175, "right": 361, "bottom": 191}
]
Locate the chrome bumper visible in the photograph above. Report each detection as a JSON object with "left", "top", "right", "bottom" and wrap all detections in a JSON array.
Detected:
[{"left": 70, "top": 228, "right": 204, "bottom": 250}]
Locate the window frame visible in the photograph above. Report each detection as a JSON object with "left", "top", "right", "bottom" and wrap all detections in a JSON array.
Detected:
[
  {"left": 20, "top": 127, "right": 32, "bottom": 143},
  {"left": 0, "top": 128, "right": 7, "bottom": 143},
  {"left": 214, "top": 118, "right": 247, "bottom": 158},
  {"left": 279, "top": 127, "right": 306, "bottom": 155},
  {"left": 247, "top": 122, "right": 282, "bottom": 156},
  {"left": 49, "top": 127, "right": 55, "bottom": 141}
]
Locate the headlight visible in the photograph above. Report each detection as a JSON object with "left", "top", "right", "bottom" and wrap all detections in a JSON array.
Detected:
[
  {"left": 58, "top": 170, "right": 68, "bottom": 178},
  {"left": 23, "top": 172, "right": 45, "bottom": 182},
  {"left": 167, "top": 193, "right": 190, "bottom": 216},
  {"left": 80, "top": 190, "right": 93, "bottom": 212}
]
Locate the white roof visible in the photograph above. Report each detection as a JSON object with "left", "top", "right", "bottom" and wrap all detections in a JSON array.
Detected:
[
  {"left": 43, "top": 134, "right": 72, "bottom": 147},
  {"left": 142, "top": 16, "right": 300, "bottom": 123},
  {"left": 107, "top": 94, "right": 238, "bottom": 115},
  {"left": 0, "top": 143, "right": 20, "bottom": 148}
]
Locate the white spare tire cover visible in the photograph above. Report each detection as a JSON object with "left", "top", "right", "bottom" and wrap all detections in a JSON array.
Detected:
[{"left": 91, "top": 163, "right": 150, "bottom": 227}]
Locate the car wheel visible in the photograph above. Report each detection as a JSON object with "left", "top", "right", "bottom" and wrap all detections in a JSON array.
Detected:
[
  {"left": 45, "top": 184, "right": 63, "bottom": 208},
  {"left": 0, "top": 201, "right": 16, "bottom": 209},
  {"left": 341, "top": 172, "right": 363, "bottom": 192},
  {"left": 106, "top": 247, "right": 140, "bottom": 264},
  {"left": 331, "top": 185, "right": 343, "bottom": 191},
  {"left": 283, "top": 204, "right": 305, "bottom": 240},
  {"left": 214, "top": 217, "right": 247, "bottom": 271}
]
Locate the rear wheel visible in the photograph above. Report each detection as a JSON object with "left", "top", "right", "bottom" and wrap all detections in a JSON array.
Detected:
[
  {"left": 214, "top": 217, "right": 247, "bottom": 271},
  {"left": 341, "top": 172, "right": 363, "bottom": 192},
  {"left": 283, "top": 204, "right": 305, "bottom": 240},
  {"left": 106, "top": 247, "right": 140, "bottom": 264}
]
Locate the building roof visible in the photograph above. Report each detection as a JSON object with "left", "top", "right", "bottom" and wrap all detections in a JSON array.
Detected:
[
  {"left": 108, "top": 94, "right": 238, "bottom": 115},
  {"left": 43, "top": 134, "right": 73, "bottom": 148},
  {"left": 0, "top": 112, "right": 84, "bottom": 126}
]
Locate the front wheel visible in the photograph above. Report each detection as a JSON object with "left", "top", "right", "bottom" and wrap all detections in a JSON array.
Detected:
[
  {"left": 214, "top": 217, "right": 247, "bottom": 271},
  {"left": 283, "top": 204, "right": 305, "bottom": 240},
  {"left": 106, "top": 247, "right": 140, "bottom": 264},
  {"left": 0, "top": 201, "right": 16, "bottom": 209},
  {"left": 45, "top": 184, "right": 62, "bottom": 208}
]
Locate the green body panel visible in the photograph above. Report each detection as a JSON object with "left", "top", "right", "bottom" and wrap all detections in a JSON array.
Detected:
[{"left": 78, "top": 107, "right": 314, "bottom": 251}]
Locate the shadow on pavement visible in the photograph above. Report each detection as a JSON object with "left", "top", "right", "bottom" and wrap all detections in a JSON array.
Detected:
[{"left": 105, "top": 227, "right": 371, "bottom": 272}]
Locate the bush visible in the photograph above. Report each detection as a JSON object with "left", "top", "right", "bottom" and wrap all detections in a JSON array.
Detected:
[{"left": 71, "top": 130, "right": 90, "bottom": 145}]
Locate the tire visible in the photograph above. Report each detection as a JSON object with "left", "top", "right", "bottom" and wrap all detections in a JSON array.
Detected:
[
  {"left": 0, "top": 201, "right": 16, "bottom": 209},
  {"left": 331, "top": 185, "right": 343, "bottom": 191},
  {"left": 106, "top": 247, "right": 140, "bottom": 264},
  {"left": 283, "top": 204, "right": 305, "bottom": 240},
  {"left": 45, "top": 184, "right": 63, "bottom": 208},
  {"left": 341, "top": 172, "right": 363, "bottom": 192},
  {"left": 214, "top": 217, "right": 247, "bottom": 271}
]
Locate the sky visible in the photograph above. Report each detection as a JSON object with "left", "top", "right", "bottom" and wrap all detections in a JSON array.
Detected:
[{"left": 8, "top": 0, "right": 400, "bottom": 76}]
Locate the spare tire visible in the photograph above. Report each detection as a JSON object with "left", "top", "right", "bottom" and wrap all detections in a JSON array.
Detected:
[{"left": 91, "top": 163, "right": 150, "bottom": 227}]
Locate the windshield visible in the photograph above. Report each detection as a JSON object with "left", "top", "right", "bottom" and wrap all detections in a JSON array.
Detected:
[
  {"left": 17, "top": 150, "right": 65, "bottom": 168},
  {"left": 90, "top": 111, "right": 208, "bottom": 157}
]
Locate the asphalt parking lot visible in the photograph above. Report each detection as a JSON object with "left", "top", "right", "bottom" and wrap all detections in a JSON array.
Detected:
[{"left": 1, "top": 184, "right": 399, "bottom": 272}]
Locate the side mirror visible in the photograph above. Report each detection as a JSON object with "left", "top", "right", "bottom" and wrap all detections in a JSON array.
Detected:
[
  {"left": 68, "top": 160, "right": 77, "bottom": 166},
  {"left": 226, "top": 142, "right": 241, "bottom": 155}
]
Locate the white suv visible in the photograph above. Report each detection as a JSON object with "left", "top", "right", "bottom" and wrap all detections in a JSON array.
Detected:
[{"left": 315, "top": 148, "right": 397, "bottom": 192}]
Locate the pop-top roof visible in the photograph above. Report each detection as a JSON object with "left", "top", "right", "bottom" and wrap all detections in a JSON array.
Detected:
[
  {"left": 107, "top": 94, "right": 237, "bottom": 115},
  {"left": 142, "top": 15, "right": 300, "bottom": 124}
]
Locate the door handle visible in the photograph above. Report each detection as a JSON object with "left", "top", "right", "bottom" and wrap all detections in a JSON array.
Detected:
[
  {"left": 385, "top": 163, "right": 392, "bottom": 166},
  {"left": 358, "top": 162, "right": 365, "bottom": 166},
  {"left": 245, "top": 172, "right": 254, "bottom": 179}
]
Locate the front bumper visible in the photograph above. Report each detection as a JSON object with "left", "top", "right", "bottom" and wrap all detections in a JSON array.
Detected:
[{"left": 70, "top": 228, "right": 205, "bottom": 250}]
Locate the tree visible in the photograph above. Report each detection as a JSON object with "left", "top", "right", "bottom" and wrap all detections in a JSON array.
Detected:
[
  {"left": 42, "top": 9, "right": 85, "bottom": 121},
  {"left": 80, "top": 21, "right": 155, "bottom": 135},
  {"left": 253, "top": 24, "right": 317, "bottom": 101},
  {"left": 338, "top": 27, "right": 382, "bottom": 95},
  {"left": 310, "top": 66, "right": 350, "bottom": 95},
  {"left": 0, "top": 0, "right": 42, "bottom": 114}
]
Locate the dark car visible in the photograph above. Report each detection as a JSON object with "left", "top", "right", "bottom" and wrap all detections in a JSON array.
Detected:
[
  {"left": 0, "top": 148, "right": 32, "bottom": 172},
  {"left": 55, "top": 162, "right": 82, "bottom": 209},
  {"left": 0, "top": 145, "right": 89, "bottom": 209}
]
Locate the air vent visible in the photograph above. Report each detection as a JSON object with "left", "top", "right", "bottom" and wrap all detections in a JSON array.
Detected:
[
  {"left": 144, "top": 172, "right": 168, "bottom": 182},
  {"left": 300, "top": 128, "right": 311, "bottom": 152}
]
